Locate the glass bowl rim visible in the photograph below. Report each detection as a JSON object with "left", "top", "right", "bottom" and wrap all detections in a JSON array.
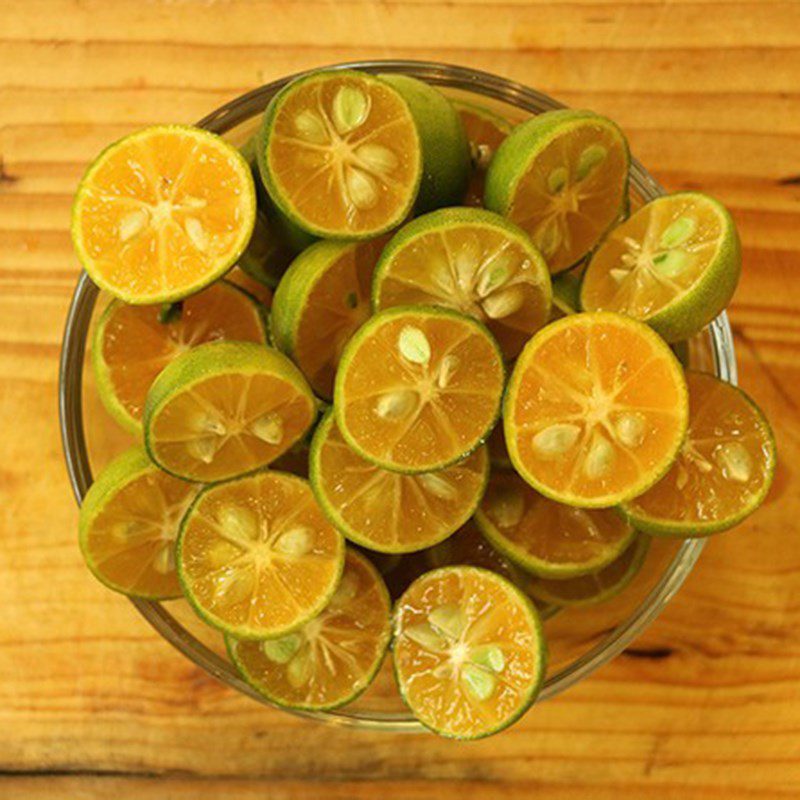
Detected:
[{"left": 59, "top": 58, "right": 736, "bottom": 732}]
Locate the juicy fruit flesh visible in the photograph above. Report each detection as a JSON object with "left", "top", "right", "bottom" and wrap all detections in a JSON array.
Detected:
[
  {"left": 582, "top": 195, "right": 725, "bottom": 319},
  {"left": 456, "top": 104, "right": 511, "bottom": 207},
  {"left": 267, "top": 74, "right": 420, "bottom": 235},
  {"left": 479, "top": 470, "right": 634, "bottom": 575},
  {"left": 84, "top": 466, "right": 198, "bottom": 598},
  {"left": 526, "top": 535, "right": 648, "bottom": 606},
  {"left": 508, "top": 121, "right": 627, "bottom": 273},
  {"left": 394, "top": 567, "right": 543, "bottom": 738},
  {"left": 313, "top": 413, "right": 488, "bottom": 552},
  {"left": 374, "top": 221, "right": 550, "bottom": 359},
  {"left": 179, "top": 473, "right": 343, "bottom": 637},
  {"left": 337, "top": 311, "right": 504, "bottom": 471},
  {"left": 229, "top": 549, "right": 390, "bottom": 709},
  {"left": 75, "top": 127, "right": 253, "bottom": 300},
  {"left": 150, "top": 370, "right": 314, "bottom": 482},
  {"left": 624, "top": 372, "right": 775, "bottom": 530},
  {"left": 506, "top": 313, "right": 688, "bottom": 506},
  {"left": 98, "top": 283, "right": 266, "bottom": 427},
  {"left": 292, "top": 238, "right": 384, "bottom": 398}
]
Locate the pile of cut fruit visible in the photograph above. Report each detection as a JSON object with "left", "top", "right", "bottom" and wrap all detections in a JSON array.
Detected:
[{"left": 72, "top": 69, "right": 776, "bottom": 739}]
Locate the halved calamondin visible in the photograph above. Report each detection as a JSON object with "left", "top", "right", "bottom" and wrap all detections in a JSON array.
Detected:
[
  {"left": 621, "top": 372, "right": 776, "bottom": 537},
  {"left": 504, "top": 312, "right": 689, "bottom": 507},
  {"left": 485, "top": 110, "right": 630, "bottom": 274},
  {"left": 258, "top": 70, "right": 423, "bottom": 239},
  {"left": 372, "top": 208, "right": 552, "bottom": 360},
  {"left": 310, "top": 410, "right": 489, "bottom": 553},
  {"left": 334, "top": 307, "right": 505, "bottom": 473},
  {"left": 143, "top": 341, "right": 316, "bottom": 482},
  {"left": 270, "top": 236, "right": 387, "bottom": 400},
  {"left": 580, "top": 192, "right": 741, "bottom": 342},
  {"left": 93, "top": 280, "right": 268, "bottom": 433},
  {"left": 525, "top": 534, "right": 650, "bottom": 608},
  {"left": 393, "top": 566, "right": 547, "bottom": 739},
  {"left": 227, "top": 548, "right": 392, "bottom": 711},
  {"left": 79, "top": 448, "right": 199, "bottom": 599},
  {"left": 475, "top": 470, "right": 636, "bottom": 577},
  {"left": 177, "top": 471, "right": 345, "bottom": 639},
  {"left": 72, "top": 125, "right": 257, "bottom": 304},
  {"left": 452, "top": 99, "right": 514, "bottom": 207}
]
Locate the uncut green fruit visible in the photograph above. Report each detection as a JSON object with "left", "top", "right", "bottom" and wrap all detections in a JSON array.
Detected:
[{"left": 380, "top": 73, "right": 471, "bottom": 213}]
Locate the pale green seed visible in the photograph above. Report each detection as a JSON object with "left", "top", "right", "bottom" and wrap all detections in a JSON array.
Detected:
[
  {"left": 652, "top": 249, "right": 689, "bottom": 278},
  {"left": 332, "top": 85, "right": 370, "bottom": 135},
  {"left": 398, "top": 326, "right": 431, "bottom": 365},
  {"left": 470, "top": 644, "right": 505, "bottom": 673},
  {"left": 660, "top": 216, "right": 697, "bottom": 249},
  {"left": 576, "top": 144, "right": 607, "bottom": 180},
  {"left": 404, "top": 621, "right": 447, "bottom": 651},
  {"left": 262, "top": 632, "right": 303, "bottom": 664},
  {"left": 429, "top": 604, "right": 467, "bottom": 640},
  {"left": 461, "top": 663, "right": 498, "bottom": 701},
  {"left": 547, "top": 166, "right": 568, "bottom": 194}
]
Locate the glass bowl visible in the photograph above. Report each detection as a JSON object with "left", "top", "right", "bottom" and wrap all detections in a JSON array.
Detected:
[{"left": 59, "top": 59, "right": 736, "bottom": 732}]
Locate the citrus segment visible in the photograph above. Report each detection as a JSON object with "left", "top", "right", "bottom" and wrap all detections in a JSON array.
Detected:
[
  {"left": 144, "top": 341, "right": 316, "bottom": 482},
  {"left": 93, "top": 281, "right": 268, "bottom": 433},
  {"left": 526, "top": 535, "right": 650, "bottom": 607},
  {"left": 485, "top": 110, "right": 630, "bottom": 274},
  {"left": 393, "top": 566, "right": 546, "bottom": 739},
  {"left": 380, "top": 74, "right": 470, "bottom": 213},
  {"left": 72, "top": 125, "right": 256, "bottom": 304},
  {"left": 335, "top": 307, "right": 505, "bottom": 473},
  {"left": 177, "top": 471, "right": 344, "bottom": 639},
  {"left": 505, "top": 312, "right": 689, "bottom": 507},
  {"left": 310, "top": 411, "right": 488, "bottom": 553},
  {"left": 452, "top": 99, "right": 513, "bottom": 207},
  {"left": 580, "top": 192, "right": 741, "bottom": 342},
  {"left": 372, "top": 208, "right": 552, "bottom": 360},
  {"left": 271, "top": 236, "right": 386, "bottom": 399},
  {"left": 227, "top": 548, "right": 391, "bottom": 710},
  {"left": 79, "top": 448, "right": 199, "bottom": 599},
  {"left": 258, "top": 70, "right": 422, "bottom": 239},
  {"left": 475, "top": 470, "right": 635, "bottom": 577},
  {"left": 621, "top": 372, "right": 776, "bottom": 537}
]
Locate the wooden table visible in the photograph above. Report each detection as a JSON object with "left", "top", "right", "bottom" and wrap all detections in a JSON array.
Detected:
[{"left": 2, "top": 1, "right": 798, "bottom": 797}]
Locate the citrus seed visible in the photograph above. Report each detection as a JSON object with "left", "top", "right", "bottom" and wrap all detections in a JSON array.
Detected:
[
  {"left": 417, "top": 472, "right": 458, "bottom": 501},
  {"left": 287, "top": 651, "right": 313, "bottom": 688},
  {"left": 262, "top": 633, "right": 303, "bottom": 664},
  {"left": 576, "top": 144, "right": 607, "bottom": 180},
  {"left": 615, "top": 412, "right": 646, "bottom": 448},
  {"left": 375, "top": 389, "right": 417, "bottom": 420},
  {"left": 218, "top": 505, "right": 258, "bottom": 541},
  {"left": 584, "top": 434, "right": 614, "bottom": 479},
  {"left": 250, "top": 413, "right": 283, "bottom": 445},
  {"left": 470, "top": 644, "right": 505, "bottom": 673},
  {"left": 119, "top": 209, "right": 148, "bottom": 242},
  {"left": 398, "top": 326, "right": 431, "bottom": 365},
  {"left": 532, "top": 423, "right": 581, "bottom": 458},
  {"left": 294, "top": 109, "right": 329, "bottom": 144},
  {"left": 461, "top": 663, "right": 497, "bottom": 701},
  {"left": 652, "top": 249, "right": 689, "bottom": 278},
  {"left": 355, "top": 142, "right": 398, "bottom": 174},
  {"left": 185, "top": 217, "right": 209, "bottom": 253},
  {"left": 660, "top": 216, "right": 697, "bottom": 249},
  {"left": 429, "top": 604, "right": 467, "bottom": 640},
  {"left": 404, "top": 622, "right": 447, "bottom": 651},
  {"left": 547, "top": 166, "right": 568, "bottom": 194},
  {"left": 274, "top": 526, "right": 313, "bottom": 557},
  {"left": 332, "top": 85, "right": 370, "bottom": 135},
  {"left": 345, "top": 167, "right": 379, "bottom": 210},
  {"left": 482, "top": 285, "right": 525, "bottom": 319},
  {"left": 714, "top": 441, "right": 753, "bottom": 483}
]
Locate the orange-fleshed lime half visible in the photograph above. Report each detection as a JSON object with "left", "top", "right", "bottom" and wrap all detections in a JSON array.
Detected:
[
  {"left": 393, "top": 566, "right": 546, "bottom": 739},
  {"left": 270, "top": 236, "right": 387, "bottom": 399},
  {"left": 476, "top": 469, "right": 635, "bottom": 577},
  {"left": 310, "top": 410, "right": 488, "bottom": 553},
  {"left": 504, "top": 312, "right": 689, "bottom": 507},
  {"left": 177, "top": 471, "right": 345, "bottom": 639},
  {"left": 258, "top": 70, "right": 422, "bottom": 239},
  {"left": 621, "top": 371, "right": 776, "bottom": 537},
  {"left": 226, "top": 548, "right": 391, "bottom": 710},
  {"left": 526, "top": 534, "right": 650, "bottom": 607},
  {"left": 580, "top": 192, "right": 741, "bottom": 343},
  {"left": 79, "top": 448, "right": 199, "bottom": 599},
  {"left": 485, "top": 110, "right": 629, "bottom": 274},
  {"left": 144, "top": 341, "right": 316, "bottom": 482},
  {"left": 372, "top": 208, "right": 552, "bottom": 360},
  {"left": 93, "top": 280, "right": 267, "bottom": 433},
  {"left": 452, "top": 99, "right": 513, "bottom": 207},
  {"left": 335, "top": 307, "right": 505, "bottom": 473},
  {"left": 72, "top": 125, "right": 256, "bottom": 304}
]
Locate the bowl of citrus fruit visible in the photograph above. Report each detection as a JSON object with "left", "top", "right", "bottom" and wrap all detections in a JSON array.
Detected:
[{"left": 60, "top": 60, "right": 776, "bottom": 739}]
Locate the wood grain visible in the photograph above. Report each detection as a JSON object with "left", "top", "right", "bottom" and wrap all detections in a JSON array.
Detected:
[{"left": 1, "top": 1, "right": 798, "bottom": 797}]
